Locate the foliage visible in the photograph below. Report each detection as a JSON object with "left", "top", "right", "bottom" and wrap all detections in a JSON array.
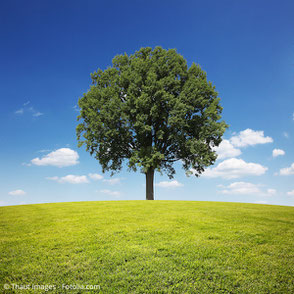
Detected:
[
  {"left": 1, "top": 201, "right": 294, "bottom": 293},
  {"left": 77, "top": 47, "right": 227, "bottom": 178}
]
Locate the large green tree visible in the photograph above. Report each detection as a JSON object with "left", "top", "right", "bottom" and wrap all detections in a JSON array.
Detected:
[{"left": 76, "top": 47, "right": 227, "bottom": 200}]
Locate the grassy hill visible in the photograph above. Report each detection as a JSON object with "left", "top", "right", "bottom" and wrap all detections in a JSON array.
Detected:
[{"left": 1, "top": 201, "right": 294, "bottom": 293}]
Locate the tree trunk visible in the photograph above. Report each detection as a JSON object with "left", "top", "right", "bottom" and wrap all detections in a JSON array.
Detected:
[{"left": 145, "top": 168, "right": 154, "bottom": 200}]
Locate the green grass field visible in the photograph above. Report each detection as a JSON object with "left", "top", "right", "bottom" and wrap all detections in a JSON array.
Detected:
[{"left": 1, "top": 201, "right": 294, "bottom": 293}]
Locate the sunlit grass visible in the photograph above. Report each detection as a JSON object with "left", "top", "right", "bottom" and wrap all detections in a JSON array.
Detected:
[{"left": 1, "top": 201, "right": 294, "bottom": 293}]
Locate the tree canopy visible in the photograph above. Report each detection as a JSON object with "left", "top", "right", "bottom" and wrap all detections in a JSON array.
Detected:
[{"left": 76, "top": 47, "right": 227, "bottom": 199}]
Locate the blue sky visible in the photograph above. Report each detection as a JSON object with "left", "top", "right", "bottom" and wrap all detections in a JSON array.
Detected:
[{"left": 1, "top": 0, "right": 293, "bottom": 206}]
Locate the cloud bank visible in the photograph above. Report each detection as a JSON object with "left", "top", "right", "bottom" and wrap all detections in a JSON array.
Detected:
[
  {"left": 47, "top": 175, "right": 89, "bottom": 184},
  {"left": 279, "top": 163, "right": 294, "bottom": 176},
  {"left": 202, "top": 158, "right": 267, "bottom": 179},
  {"left": 88, "top": 173, "right": 104, "bottom": 180},
  {"left": 31, "top": 148, "right": 79, "bottom": 167},
  {"left": 156, "top": 180, "right": 183, "bottom": 188},
  {"left": 230, "top": 129, "right": 273, "bottom": 147},
  {"left": 272, "top": 149, "right": 285, "bottom": 157},
  {"left": 219, "top": 182, "right": 276, "bottom": 196},
  {"left": 213, "top": 139, "right": 241, "bottom": 160},
  {"left": 9, "top": 189, "right": 26, "bottom": 196}
]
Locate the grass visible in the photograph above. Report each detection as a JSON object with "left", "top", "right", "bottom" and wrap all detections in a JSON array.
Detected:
[{"left": 1, "top": 201, "right": 294, "bottom": 293}]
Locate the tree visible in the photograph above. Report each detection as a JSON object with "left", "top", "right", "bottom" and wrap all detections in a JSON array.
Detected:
[{"left": 76, "top": 47, "right": 228, "bottom": 200}]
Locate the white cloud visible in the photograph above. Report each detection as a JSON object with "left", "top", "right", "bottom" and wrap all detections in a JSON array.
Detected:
[
  {"left": 47, "top": 175, "right": 89, "bottom": 184},
  {"left": 267, "top": 189, "right": 276, "bottom": 195},
  {"left": 272, "top": 149, "right": 285, "bottom": 157},
  {"left": 155, "top": 180, "right": 183, "bottom": 188},
  {"left": 89, "top": 173, "right": 104, "bottom": 180},
  {"left": 15, "top": 108, "right": 24, "bottom": 114},
  {"left": 28, "top": 106, "right": 43, "bottom": 117},
  {"left": 9, "top": 189, "right": 26, "bottom": 196},
  {"left": 219, "top": 182, "right": 276, "bottom": 196},
  {"left": 230, "top": 129, "right": 273, "bottom": 147},
  {"left": 283, "top": 132, "right": 289, "bottom": 138},
  {"left": 21, "top": 162, "right": 32, "bottom": 166},
  {"left": 38, "top": 149, "right": 51, "bottom": 153},
  {"left": 31, "top": 148, "right": 79, "bottom": 167},
  {"left": 202, "top": 158, "right": 268, "bottom": 179},
  {"left": 14, "top": 103, "right": 43, "bottom": 117},
  {"left": 103, "top": 178, "right": 121, "bottom": 185},
  {"left": 33, "top": 111, "right": 43, "bottom": 117},
  {"left": 100, "top": 189, "right": 121, "bottom": 197},
  {"left": 213, "top": 139, "right": 241, "bottom": 160},
  {"left": 73, "top": 105, "right": 79, "bottom": 112},
  {"left": 287, "top": 190, "right": 294, "bottom": 196},
  {"left": 279, "top": 163, "right": 294, "bottom": 176},
  {"left": 219, "top": 182, "right": 261, "bottom": 195}
]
